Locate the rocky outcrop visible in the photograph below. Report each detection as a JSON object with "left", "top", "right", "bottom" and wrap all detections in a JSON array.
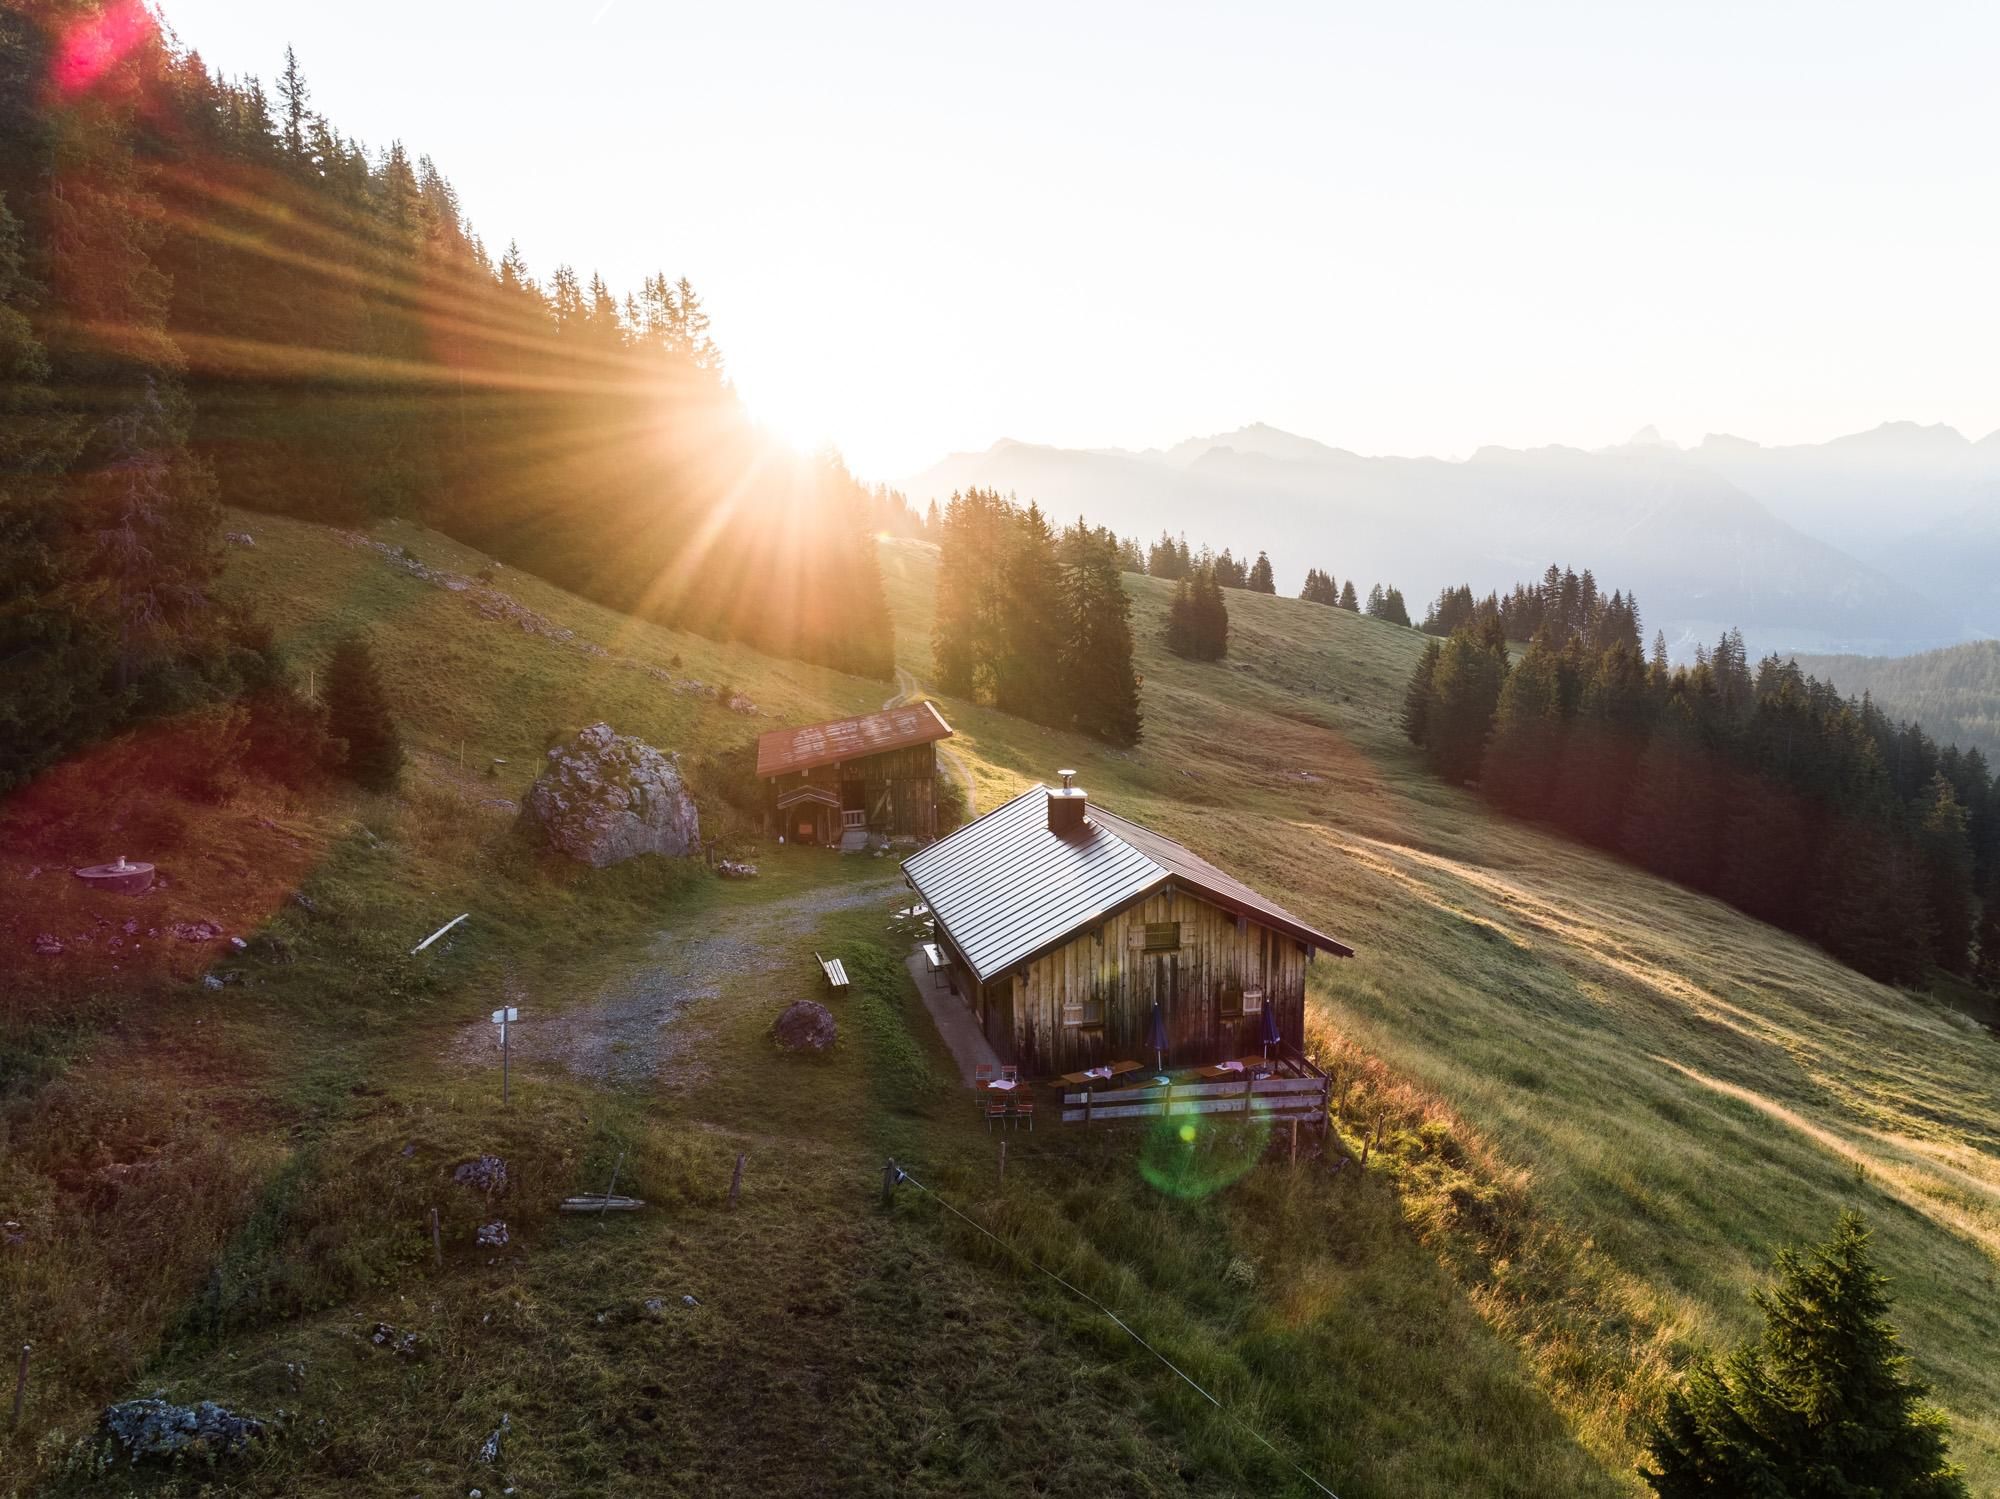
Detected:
[
  {"left": 771, "top": 1000, "right": 837, "bottom": 1055},
  {"left": 99, "top": 1399, "right": 269, "bottom": 1463},
  {"left": 523, "top": 724, "right": 700, "bottom": 868}
]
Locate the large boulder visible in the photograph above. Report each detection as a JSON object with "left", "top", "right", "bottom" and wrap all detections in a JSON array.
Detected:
[
  {"left": 524, "top": 724, "right": 700, "bottom": 867},
  {"left": 772, "top": 1000, "right": 837, "bottom": 1055},
  {"left": 99, "top": 1398, "right": 268, "bottom": 1463}
]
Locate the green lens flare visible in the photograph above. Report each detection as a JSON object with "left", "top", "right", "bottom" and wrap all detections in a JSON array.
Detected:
[{"left": 1138, "top": 1112, "right": 1273, "bottom": 1199}]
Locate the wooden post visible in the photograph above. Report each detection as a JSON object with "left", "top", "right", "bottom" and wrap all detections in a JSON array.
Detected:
[
  {"left": 598, "top": 1150, "right": 625, "bottom": 1218},
  {"left": 501, "top": 1019, "right": 510, "bottom": 1105},
  {"left": 880, "top": 1157, "right": 898, "bottom": 1207},
  {"left": 11, "top": 1342, "right": 27, "bottom": 1428},
  {"left": 998, "top": 1139, "right": 1007, "bottom": 1184},
  {"left": 1290, "top": 1118, "right": 1299, "bottom": 1165},
  {"left": 728, "top": 1153, "right": 746, "bottom": 1210},
  {"left": 430, "top": 1207, "right": 442, "bottom": 1268}
]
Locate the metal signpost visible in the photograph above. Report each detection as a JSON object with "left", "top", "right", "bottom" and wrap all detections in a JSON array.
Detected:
[{"left": 491, "top": 1006, "right": 519, "bottom": 1102}]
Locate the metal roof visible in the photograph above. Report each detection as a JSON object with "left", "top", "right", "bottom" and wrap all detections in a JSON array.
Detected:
[
  {"left": 756, "top": 700, "right": 954, "bottom": 779},
  {"left": 902, "top": 785, "right": 1353, "bottom": 984}
]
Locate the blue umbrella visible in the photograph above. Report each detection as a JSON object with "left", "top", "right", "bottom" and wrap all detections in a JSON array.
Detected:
[
  {"left": 1260, "top": 1003, "right": 1282, "bottom": 1060},
  {"left": 1146, "top": 1001, "right": 1169, "bottom": 1075}
]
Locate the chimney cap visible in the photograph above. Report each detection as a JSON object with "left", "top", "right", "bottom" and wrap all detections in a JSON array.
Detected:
[{"left": 1058, "top": 769, "right": 1077, "bottom": 789}]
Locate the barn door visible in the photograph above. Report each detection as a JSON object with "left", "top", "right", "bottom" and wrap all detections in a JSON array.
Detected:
[{"left": 870, "top": 781, "right": 893, "bottom": 830}]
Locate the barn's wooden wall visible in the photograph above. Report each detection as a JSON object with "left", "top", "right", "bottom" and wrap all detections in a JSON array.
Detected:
[
  {"left": 765, "top": 743, "right": 938, "bottom": 837},
  {"left": 983, "top": 888, "right": 1310, "bottom": 1076}
]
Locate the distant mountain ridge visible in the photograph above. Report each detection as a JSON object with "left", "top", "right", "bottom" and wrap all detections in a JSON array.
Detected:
[{"left": 907, "top": 421, "right": 1985, "bottom": 659}]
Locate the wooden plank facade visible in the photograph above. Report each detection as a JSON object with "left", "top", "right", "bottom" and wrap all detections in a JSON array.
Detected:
[
  {"left": 963, "top": 885, "right": 1308, "bottom": 1078},
  {"left": 767, "top": 742, "right": 940, "bottom": 842}
]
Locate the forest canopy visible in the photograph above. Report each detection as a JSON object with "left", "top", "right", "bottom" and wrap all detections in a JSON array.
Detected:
[{"left": 1, "top": 3, "right": 900, "bottom": 795}]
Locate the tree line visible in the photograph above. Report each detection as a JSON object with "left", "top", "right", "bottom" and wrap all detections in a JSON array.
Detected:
[
  {"left": 932, "top": 489, "right": 1141, "bottom": 746},
  {"left": 1402, "top": 579, "right": 2000, "bottom": 989},
  {"left": 1, "top": 11, "right": 899, "bottom": 795},
  {"left": 1422, "top": 564, "right": 1641, "bottom": 655}
]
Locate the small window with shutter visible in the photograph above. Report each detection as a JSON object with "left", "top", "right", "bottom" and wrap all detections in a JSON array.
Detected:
[{"left": 1141, "top": 921, "right": 1181, "bottom": 954}]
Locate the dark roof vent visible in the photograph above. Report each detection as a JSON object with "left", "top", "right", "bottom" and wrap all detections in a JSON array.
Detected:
[{"left": 1047, "top": 769, "right": 1087, "bottom": 834}]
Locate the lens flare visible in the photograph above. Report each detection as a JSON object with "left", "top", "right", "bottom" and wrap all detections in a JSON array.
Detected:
[
  {"left": 1138, "top": 1114, "right": 1272, "bottom": 1200},
  {"left": 53, "top": 0, "right": 152, "bottom": 95}
]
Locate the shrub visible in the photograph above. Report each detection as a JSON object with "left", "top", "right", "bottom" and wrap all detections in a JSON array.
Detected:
[{"left": 323, "top": 635, "right": 404, "bottom": 792}]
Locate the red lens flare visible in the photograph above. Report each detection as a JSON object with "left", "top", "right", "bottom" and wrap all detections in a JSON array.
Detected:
[{"left": 53, "top": 0, "right": 153, "bottom": 95}]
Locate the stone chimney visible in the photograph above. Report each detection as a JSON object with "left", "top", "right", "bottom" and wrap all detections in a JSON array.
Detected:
[{"left": 1047, "top": 769, "right": 1087, "bottom": 834}]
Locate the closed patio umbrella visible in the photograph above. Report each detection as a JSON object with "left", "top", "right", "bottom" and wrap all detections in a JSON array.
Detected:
[
  {"left": 1260, "top": 1002, "right": 1281, "bottom": 1060},
  {"left": 1147, "top": 1000, "right": 1169, "bottom": 1076}
]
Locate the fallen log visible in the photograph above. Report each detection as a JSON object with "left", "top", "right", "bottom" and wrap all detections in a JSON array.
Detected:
[{"left": 557, "top": 1194, "right": 647, "bottom": 1213}]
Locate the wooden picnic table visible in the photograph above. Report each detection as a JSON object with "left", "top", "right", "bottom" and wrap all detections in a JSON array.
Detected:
[
  {"left": 1195, "top": 1055, "right": 1275, "bottom": 1080},
  {"left": 1056, "top": 1059, "right": 1144, "bottom": 1087}
]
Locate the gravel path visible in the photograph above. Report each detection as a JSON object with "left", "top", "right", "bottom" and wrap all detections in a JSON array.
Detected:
[{"left": 447, "top": 873, "right": 903, "bottom": 1089}]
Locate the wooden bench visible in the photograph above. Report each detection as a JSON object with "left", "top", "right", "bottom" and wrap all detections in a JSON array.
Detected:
[{"left": 815, "top": 950, "right": 849, "bottom": 995}]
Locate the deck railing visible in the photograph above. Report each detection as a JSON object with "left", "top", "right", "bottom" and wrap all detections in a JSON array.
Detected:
[
  {"left": 841, "top": 809, "right": 866, "bottom": 829},
  {"left": 1058, "top": 1068, "right": 1330, "bottom": 1127}
]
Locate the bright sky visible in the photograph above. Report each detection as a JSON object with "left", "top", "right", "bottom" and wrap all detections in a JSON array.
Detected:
[{"left": 158, "top": 0, "right": 2000, "bottom": 481}]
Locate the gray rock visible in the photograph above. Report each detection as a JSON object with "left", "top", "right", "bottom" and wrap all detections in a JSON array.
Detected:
[
  {"left": 523, "top": 724, "right": 700, "bottom": 868},
  {"left": 715, "top": 859, "right": 758, "bottom": 880},
  {"left": 453, "top": 1155, "right": 508, "bottom": 1194},
  {"left": 771, "top": 1000, "right": 837, "bottom": 1055},
  {"left": 476, "top": 1412, "right": 510, "bottom": 1463},
  {"left": 369, "top": 1322, "right": 422, "bottom": 1357},
  {"left": 476, "top": 1221, "right": 509, "bottom": 1247},
  {"left": 224, "top": 531, "right": 255, "bottom": 547},
  {"left": 99, "top": 1398, "right": 268, "bottom": 1463},
  {"left": 172, "top": 920, "right": 226, "bottom": 942},
  {"left": 32, "top": 933, "right": 62, "bottom": 956}
]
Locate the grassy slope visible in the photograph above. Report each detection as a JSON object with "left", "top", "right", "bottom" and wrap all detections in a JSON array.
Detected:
[
  {"left": 1, "top": 516, "right": 1994, "bottom": 1497},
  {"left": 880, "top": 538, "right": 2000, "bottom": 1479}
]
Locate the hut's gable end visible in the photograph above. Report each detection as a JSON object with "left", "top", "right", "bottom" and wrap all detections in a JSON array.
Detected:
[{"left": 1009, "top": 888, "right": 1307, "bottom": 1075}]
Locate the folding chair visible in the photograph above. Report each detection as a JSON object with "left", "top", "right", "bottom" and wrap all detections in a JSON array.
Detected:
[
  {"left": 1011, "top": 1094, "right": 1034, "bottom": 1132},
  {"left": 985, "top": 1093, "right": 1010, "bottom": 1131}
]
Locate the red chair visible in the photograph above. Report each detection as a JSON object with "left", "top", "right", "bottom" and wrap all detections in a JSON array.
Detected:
[
  {"left": 1000, "top": 1064, "right": 1019, "bottom": 1082},
  {"left": 974, "top": 1063, "right": 995, "bottom": 1085},
  {"left": 1011, "top": 1095, "right": 1035, "bottom": 1132},
  {"left": 985, "top": 1093, "right": 1010, "bottom": 1131}
]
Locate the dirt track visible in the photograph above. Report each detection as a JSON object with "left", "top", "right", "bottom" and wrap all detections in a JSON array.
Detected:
[{"left": 447, "top": 874, "right": 902, "bottom": 1088}]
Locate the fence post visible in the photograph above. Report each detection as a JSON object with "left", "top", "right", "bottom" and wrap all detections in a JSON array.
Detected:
[
  {"left": 728, "top": 1153, "right": 746, "bottom": 1210},
  {"left": 880, "top": 1157, "right": 898, "bottom": 1208},
  {"left": 1290, "top": 1118, "right": 1299, "bottom": 1165},
  {"left": 11, "top": 1342, "right": 28, "bottom": 1428},
  {"left": 598, "top": 1150, "right": 625, "bottom": 1218},
  {"left": 430, "top": 1207, "right": 442, "bottom": 1268},
  {"left": 998, "top": 1140, "right": 1006, "bottom": 1184}
]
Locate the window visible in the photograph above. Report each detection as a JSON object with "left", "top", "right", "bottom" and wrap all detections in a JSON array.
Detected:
[
  {"left": 1141, "top": 921, "right": 1181, "bottom": 954},
  {"left": 1063, "top": 993, "right": 1105, "bottom": 1028},
  {"left": 1241, "top": 986, "right": 1264, "bottom": 1016}
]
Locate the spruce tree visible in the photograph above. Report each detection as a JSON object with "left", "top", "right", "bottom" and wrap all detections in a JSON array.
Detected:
[
  {"left": 1917, "top": 773, "right": 1976, "bottom": 975},
  {"left": 1483, "top": 637, "right": 1565, "bottom": 817},
  {"left": 1247, "top": 550, "right": 1275, "bottom": 594},
  {"left": 324, "top": 634, "right": 404, "bottom": 792},
  {"left": 1059, "top": 519, "right": 1142, "bottom": 745},
  {"left": 1338, "top": 579, "right": 1359, "bottom": 611},
  {"left": 1643, "top": 1213, "right": 1966, "bottom": 1498},
  {"left": 1424, "top": 627, "right": 1508, "bottom": 783},
  {"left": 1166, "top": 576, "right": 1199, "bottom": 657},
  {"left": 1402, "top": 639, "right": 1441, "bottom": 747}
]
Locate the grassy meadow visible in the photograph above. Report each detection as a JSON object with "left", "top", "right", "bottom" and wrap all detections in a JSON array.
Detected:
[{"left": 0, "top": 514, "right": 1994, "bottom": 1496}]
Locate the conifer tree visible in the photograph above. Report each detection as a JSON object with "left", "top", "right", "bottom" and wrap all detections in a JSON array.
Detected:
[
  {"left": 1338, "top": 579, "right": 1359, "bottom": 611},
  {"left": 1401, "top": 639, "right": 1441, "bottom": 748},
  {"left": 1423, "top": 625, "right": 1508, "bottom": 783},
  {"left": 323, "top": 634, "right": 404, "bottom": 792},
  {"left": 1247, "top": 550, "right": 1275, "bottom": 594},
  {"left": 1917, "top": 773, "right": 1977, "bottom": 975},
  {"left": 1643, "top": 1213, "right": 1966, "bottom": 1498},
  {"left": 1483, "top": 637, "right": 1565, "bottom": 817},
  {"left": 1059, "top": 519, "right": 1142, "bottom": 745}
]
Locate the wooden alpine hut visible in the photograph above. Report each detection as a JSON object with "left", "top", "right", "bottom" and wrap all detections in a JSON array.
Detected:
[
  {"left": 901, "top": 771, "right": 1353, "bottom": 1077},
  {"left": 758, "top": 701, "right": 954, "bottom": 848}
]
